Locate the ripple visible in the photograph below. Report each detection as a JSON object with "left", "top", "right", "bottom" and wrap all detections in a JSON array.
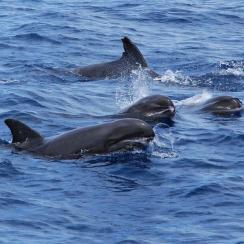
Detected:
[
  {"left": 0, "top": 160, "right": 21, "bottom": 178},
  {"left": 14, "top": 33, "right": 61, "bottom": 44},
  {"left": 0, "top": 197, "right": 29, "bottom": 206},
  {"left": 185, "top": 183, "right": 229, "bottom": 198},
  {"left": 0, "top": 110, "right": 43, "bottom": 123},
  {"left": 1, "top": 0, "right": 244, "bottom": 243},
  {"left": 0, "top": 79, "right": 20, "bottom": 85},
  {"left": 116, "top": 241, "right": 141, "bottom": 244},
  {"left": 1, "top": 95, "right": 46, "bottom": 108},
  {"left": 0, "top": 219, "right": 47, "bottom": 230}
]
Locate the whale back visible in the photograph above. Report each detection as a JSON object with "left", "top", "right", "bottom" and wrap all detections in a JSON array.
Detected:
[
  {"left": 121, "top": 37, "right": 148, "bottom": 68},
  {"left": 5, "top": 119, "right": 43, "bottom": 149}
]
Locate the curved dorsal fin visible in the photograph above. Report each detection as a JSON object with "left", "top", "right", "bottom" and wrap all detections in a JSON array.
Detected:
[
  {"left": 121, "top": 37, "right": 148, "bottom": 67},
  {"left": 5, "top": 119, "right": 43, "bottom": 145}
]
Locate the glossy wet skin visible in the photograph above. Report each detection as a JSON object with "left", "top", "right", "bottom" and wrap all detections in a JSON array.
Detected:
[
  {"left": 201, "top": 96, "right": 242, "bottom": 116},
  {"left": 5, "top": 118, "right": 155, "bottom": 158},
  {"left": 120, "top": 95, "right": 175, "bottom": 122},
  {"left": 74, "top": 37, "right": 160, "bottom": 80}
]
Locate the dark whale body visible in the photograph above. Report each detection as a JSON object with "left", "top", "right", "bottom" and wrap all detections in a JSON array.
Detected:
[
  {"left": 115, "top": 95, "right": 175, "bottom": 124},
  {"left": 200, "top": 96, "right": 242, "bottom": 116},
  {"left": 5, "top": 118, "right": 154, "bottom": 159},
  {"left": 74, "top": 37, "right": 160, "bottom": 80}
]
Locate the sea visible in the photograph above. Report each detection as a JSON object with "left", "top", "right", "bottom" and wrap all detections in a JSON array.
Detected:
[{"left": 0, "top": 0, "right": 244, "bottom": 243}]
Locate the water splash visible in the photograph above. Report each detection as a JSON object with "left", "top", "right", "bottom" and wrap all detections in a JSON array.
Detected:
[
  {"left": 153, "top": 63, "right": 244, "bottom": 91},
  {"left": 149, "top": 124, "right": 177, "bottom": 159},
  {"left": 116, "top": 67, "right": 151, "bottom": 109},
  {"left": 154, "top": 69, "right": 193, "bottom": 85},
  {"left": 218, "top": 60, "right": 244, "bottom": 76},
  {"left": 174, "top": 90, "right": 213, "bottom": 107}
]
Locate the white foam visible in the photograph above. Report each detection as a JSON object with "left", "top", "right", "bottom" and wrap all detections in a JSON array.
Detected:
[
  {"left": 219, "top": 61, "right": 244, "bottom": 76},
  {"left": 151, "top": 151, "right": 177, "bottom": 159},
  {"left": 154, "top": 69, "right": 192, "bottom": 85},
  {"left": 219, "top": 68, "right": 244, "bottom": 76},
  {"left": 174, "top": 90, "right": 213, "bottom": 106}
]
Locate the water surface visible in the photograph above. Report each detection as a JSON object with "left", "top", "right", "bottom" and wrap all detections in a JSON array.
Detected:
[{"left": 0, "top": 0, "right": 244, "bottom": 243}]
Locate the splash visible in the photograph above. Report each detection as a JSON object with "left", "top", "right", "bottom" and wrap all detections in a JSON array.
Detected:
[
  {"left": 174, "top": 90, "right": 213, "bottom": 107},
  {"left": 116, "top": 67, "right": 151, "bottom": 109},
  {"left": 149, "top": 124, "right": 177, "bottom": 159},
  {"left": 218, "top": 60, "right": 244, "bottom": 76},
  {"left": 154, "top": 69, "right": 193, "bottom": 85}
]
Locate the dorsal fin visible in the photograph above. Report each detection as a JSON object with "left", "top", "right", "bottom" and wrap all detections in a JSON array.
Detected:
[
  {"left": 121, "top": 37, "right": 148, "bottom": 67},
  {"left": 5, "top": 119, "right": 43, "bottom": 145}
]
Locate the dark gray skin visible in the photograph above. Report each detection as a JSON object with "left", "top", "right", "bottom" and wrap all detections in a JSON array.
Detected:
[
  {"left": 74, "top": 37, "right": 160, "bottom": 80},
  {"left": 5, "top": 118, "right": 155, "bottom": 159},
  {"left": 115, "top": 95, "right": 175, "bottom": 124},
  {"left": 200, "top": 96, "right": 242, "bottom": 116}
]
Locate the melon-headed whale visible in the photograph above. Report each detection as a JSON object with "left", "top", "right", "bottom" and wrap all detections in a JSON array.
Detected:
[
  {"left": 200, "top": 96, "right": 242, "bottom": 116},
  {"left": 74, "top": 37, "right": 160, "bottom": 80},
  {"left": 5, "top": 118, "right": 155, "bottom": 159},
  {"left": 115, "top": 95, "right": 175, "bottom": 124}
]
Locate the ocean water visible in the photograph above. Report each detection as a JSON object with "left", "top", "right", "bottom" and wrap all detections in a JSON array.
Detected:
[{"left": 0, "top": 0, "right": 244, "bottom": 243}]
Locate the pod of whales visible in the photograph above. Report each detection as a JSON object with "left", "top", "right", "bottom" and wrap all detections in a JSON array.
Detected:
[
  {"left": 74, "top": 37, "right": 160, "bottom": 80},
  {"left": 5, "top": 118, "right": 155, "bottom": 159},
  {"left": 200, "top": 96, "right": 242, "bottom": 116},
  {"left": 2, "top": 35, "right": 243, "bottom": 160}
]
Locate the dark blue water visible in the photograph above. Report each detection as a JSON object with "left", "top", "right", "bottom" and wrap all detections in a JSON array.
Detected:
[{"left": 1, "top": 1, "right": 244, "bottom": 243}]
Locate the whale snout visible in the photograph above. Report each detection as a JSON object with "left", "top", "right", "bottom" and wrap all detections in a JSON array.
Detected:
[
  {"left": 233, "top": 98, "right": 242, "bottom": 107},
  {"left": 163, "top": 105, "right": 176, "bottom": 118},
  {"left": 105, "top": 119, "right": 154, "bottom": 153}
]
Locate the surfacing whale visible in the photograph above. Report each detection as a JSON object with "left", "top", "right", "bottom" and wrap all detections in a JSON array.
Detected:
[
  {"left": 74, "top": 37, "right": 160, "bottom": 80},
  {"left": 5, "top": 118, "right": 155, "bottom": 159},
  {"left": 200, "top": 96, "right": 242, "bottom": 116},
  {"left": 115, "top": 95, "right": 175, "bottom": 124}
]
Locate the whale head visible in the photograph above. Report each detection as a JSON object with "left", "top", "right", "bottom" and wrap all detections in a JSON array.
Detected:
[
  {"left": 102, "top": 119, "right": 155, "bottom": 153},
  {"left": 201, "top": 96, "right": 242, "bottom": 116},
  {"left": 121, "top": 95, "right": 175, "bottom": 123}
]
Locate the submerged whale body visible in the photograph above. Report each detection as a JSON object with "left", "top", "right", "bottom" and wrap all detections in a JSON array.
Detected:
[
  {"left": 201, "top": 96, "right": 242, "bottom": 116},
  {"left": 116, "top": 95, "right": 175, "bottom": 123},
  {"left": 5, "top": 118, "right": 155, "bottom": 159},
  {"left": 74, "top": 37, "right": 160, "bottom": 80}
]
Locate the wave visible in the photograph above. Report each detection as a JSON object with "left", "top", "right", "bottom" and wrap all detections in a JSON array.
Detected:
[
  {"left": 155, "top": 59, "right": 244, "bottom": 91},
  {"left": 0, "top": 160, "right": 21, "bottom": 178},
  {"left": 218, "top": 60, "right": 244, "bottom": 76},
  {"left": 14, "top": 33, "right": 61, "bottom": 44},
  {"left": 0, "top": 79, "right": 20, "bottom": 85},
  {"left": 184, "top": 183, "right": 230, "bottom": 198},
  {"left": 0, "top": 110, "right": 43, "bottom": 123},
  {"left": 175, "top": 90, "right": 213, "bottom": 106}
]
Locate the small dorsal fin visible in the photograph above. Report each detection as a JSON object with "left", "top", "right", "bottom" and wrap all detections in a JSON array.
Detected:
[
  {"left": 5, "top": 119, "right": 43, "bottom": 144},
  {"left": 121, "top": 37, "right": 148, "bottom": 67}
]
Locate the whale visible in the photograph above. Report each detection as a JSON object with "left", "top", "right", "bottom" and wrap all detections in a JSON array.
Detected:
[
  {"left": 5, "top": 118, "right": 155, "bottom": 159},
  {"left": 114, "top": 95, "right": 175, "bottom": 124},
  {"left": 74, "top": 37, "right": 160, "bottom": 80},
  {"left": 200, "top": 96, "right": 242, "bottom": 116}
]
